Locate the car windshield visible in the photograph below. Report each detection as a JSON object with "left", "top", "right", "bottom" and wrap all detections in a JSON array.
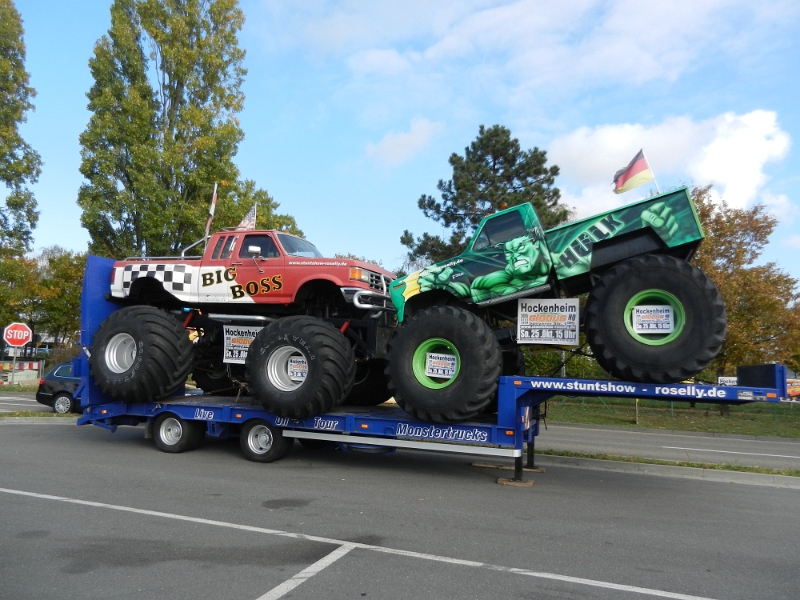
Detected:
[
  {"left": 472, "top": 210, "right": 528, "bottom": 250},
  {"left": 277, "top": 234, "right": 323, "bottom": 258}
]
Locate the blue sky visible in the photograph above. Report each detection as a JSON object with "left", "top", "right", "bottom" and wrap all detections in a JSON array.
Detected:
[{"left": 12, "top": 0, "right": 800, "bottom": 279}]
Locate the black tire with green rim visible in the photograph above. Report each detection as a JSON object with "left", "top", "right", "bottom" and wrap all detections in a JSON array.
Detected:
[
  {"left": 239, "top": 419, "right": 292, "bottom": 463},
  {"left": 341, "top": 359, "right": 392, "bottom": 406},
  {"left": 153, "top": 413, "right": 205, "bottom": 453},
  {"left": 89, "top": 306, "right": 193, "bottom": 402},
  {"left": 245, "top": 316, "right": 355, "bottom": 419},
  {"left": 386, "top": 305, "right": 502, "bottom": 423},
  {"left": 584, "top": 254, "right": 726, "bottom": 383}
]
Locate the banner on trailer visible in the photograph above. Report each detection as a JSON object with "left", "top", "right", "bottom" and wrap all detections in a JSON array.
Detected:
[
  {"left": 787, "top": 379, "right": 800, "bottom": 400},
  {"left": 717, "top": 377, "right": 738, "bottom": 386},
  {"left": 223, "top": 325, "right": 262, "bottom": 364},
  {"left": 517, "top": 298, "right": 579, "bottom": 345}
]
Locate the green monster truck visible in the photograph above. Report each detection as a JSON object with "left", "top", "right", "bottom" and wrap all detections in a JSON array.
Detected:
[{"left": 386, "top": 187, "right": 726, "bottom": 423}]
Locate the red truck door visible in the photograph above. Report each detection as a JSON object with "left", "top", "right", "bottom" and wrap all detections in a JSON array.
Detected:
[{"left": 228, "top": 233, "right": 288, "bottom": 304}]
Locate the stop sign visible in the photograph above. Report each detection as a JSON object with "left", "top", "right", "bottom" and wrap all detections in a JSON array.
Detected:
[{"left": 3, "top": 322, "right": 33, "bottom": 347}]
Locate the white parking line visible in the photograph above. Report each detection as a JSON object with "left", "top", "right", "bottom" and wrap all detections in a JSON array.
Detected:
[
  {"left": 0, "top": 487, "right": 717, "bottom": 600},
  {"left": 256, "top": 544, "right": 355, "bottom": 600},
  {"left": 663, "top": 446, "right": 800, "bottom": 460}
]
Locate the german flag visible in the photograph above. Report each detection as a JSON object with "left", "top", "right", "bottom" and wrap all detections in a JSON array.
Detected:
[{"left": 612, "top": 149, "right": 654, "bottom": 194}]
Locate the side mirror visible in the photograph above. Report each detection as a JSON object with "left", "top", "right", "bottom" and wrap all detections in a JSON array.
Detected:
[{"left": 247, "top": 245, "right": 261, "bottom": 256}]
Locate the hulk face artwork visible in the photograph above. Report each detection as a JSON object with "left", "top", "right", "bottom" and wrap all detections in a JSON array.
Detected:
[{"left": 470, "top": 236, "right": 549, "bottom": 300}]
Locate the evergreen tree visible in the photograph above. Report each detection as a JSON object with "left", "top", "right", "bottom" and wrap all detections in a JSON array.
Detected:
[
  {"left": 78, "top": 0, "right": 297, "bottom": 258},
  {"left": 0, "top": 0, "right": 41, "bottom": 255},
  {"left": 401, "top": 125, "right": 568, "bottom": 266}
]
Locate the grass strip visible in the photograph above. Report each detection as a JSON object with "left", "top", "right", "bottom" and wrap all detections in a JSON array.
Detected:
[
  {"left": 0, "top": 411, "right": 75, "bottom": 418},
  {"left": 536, "top": 448, "right": 800, "bottom": 478}
]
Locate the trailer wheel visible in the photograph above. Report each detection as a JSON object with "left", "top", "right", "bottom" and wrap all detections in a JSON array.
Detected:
[
  {"left": 89, "top": 306, "right": 193, "bottom": 402},
  {"left": 386, "top": 305, "right": 502, "bottom": 423},
  {"left": 245, "top": 316, "right": 355, "bottom": 419},
  {"left": 240, "top": 420, "right": 292, "bottom": 463},
  {"left": 585, "top": 254, "right": 726, "bottom": 383},
  {"left": 342, "top": 359, "right": 392, "bottom": 406},
  {"left": 153, "top": 413, "right": 204, "bottom": 453}
]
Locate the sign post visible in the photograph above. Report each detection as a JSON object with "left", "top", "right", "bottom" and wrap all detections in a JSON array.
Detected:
[{"left": 3, "top": 323, "right": 33, "bottom": 385}]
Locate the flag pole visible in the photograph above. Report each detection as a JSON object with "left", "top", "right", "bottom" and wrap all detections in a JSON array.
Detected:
[
  {"left": 641, "top": 150, "right": 661, "bottom": 194},
  {"left": 204, "top": 182, "right": 218, "bottom": 243}
]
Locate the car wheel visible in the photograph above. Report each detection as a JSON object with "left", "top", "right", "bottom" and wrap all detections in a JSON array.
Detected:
[{"left": 52, "top": 394, "right": 74, "bottom": 415}]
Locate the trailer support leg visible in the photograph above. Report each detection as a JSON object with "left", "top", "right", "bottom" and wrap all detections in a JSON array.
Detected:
[
  {"left": 514, "top": 456, "right": 523, "bottom": 481},
  {"left": 526, "top": 440, "right": 535, "bottom": 469}
]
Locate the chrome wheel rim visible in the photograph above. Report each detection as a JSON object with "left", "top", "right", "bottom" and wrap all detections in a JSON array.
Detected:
[
  {"left": 247, "top": 424, "right": 273, "bottom": 455},
  {"left": 266, "top": 346, "right": 307, "bottom": 391},
  {"left": 53, "top": 396, "right": 71, "bottom": 414},
  {"left": 159, "top": 417, "right": 183, "bottom": 446},
  {"left": 105, "top": 333, "right": 137, "bottom": 374}
]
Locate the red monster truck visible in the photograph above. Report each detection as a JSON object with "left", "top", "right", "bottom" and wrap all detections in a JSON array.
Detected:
[{"left": 88, "top": 229, "right": 395, "bottom": 418}]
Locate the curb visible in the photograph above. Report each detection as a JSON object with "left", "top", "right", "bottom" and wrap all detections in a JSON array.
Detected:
[
  {"left": 545, "top": 421, "right": 800, "bottom": 444},
  {"left": 0, "top": 417, "right": 78, "bottom": 425},
  {"left": 534, "top": 454, "right": 800, "bottom": 489}
]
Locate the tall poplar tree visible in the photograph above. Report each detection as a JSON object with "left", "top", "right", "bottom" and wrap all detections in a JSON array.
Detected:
[
  {"left": 401, "top": 125, "right": 568, "bottom": 267},
  {"left": 78, "top": 0, "right": 297, "bottom": 258},
  {"left": 0, "top": 0, "right": 41, "bottom": 256}
]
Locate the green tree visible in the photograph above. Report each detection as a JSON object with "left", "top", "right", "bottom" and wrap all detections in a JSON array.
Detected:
[
  {"left": 78, "top": 0, "right": 296, "bottom": 258},
  {"left": 0, "top": 253, "right": 37, "bottom": 328},
  {"left": 37, "top": 247, "right": 86, "bottom": 345},
  {"left": 401, "top": 124, "right": 568, "bottom": 266},
  {"left": 0, "top": 0, "right": 41, "bottom": 255},
  {"left": 692, "top": 185, "right": 800, "bottom": 376}
]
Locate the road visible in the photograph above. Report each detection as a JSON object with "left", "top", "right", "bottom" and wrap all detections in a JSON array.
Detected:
[
  {"left": 536, "top": 423, "right": 800, "bottom": 470},
  {"left": 0, "top": 392, "right": 45, "bottom": 414},
  {"left": 1, "top": 423, "right": 798, "bottom": 600}
]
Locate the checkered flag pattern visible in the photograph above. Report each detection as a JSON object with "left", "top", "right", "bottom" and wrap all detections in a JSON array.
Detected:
[{"left": 121, "top": 263, "right": 193, "bottom": 293}]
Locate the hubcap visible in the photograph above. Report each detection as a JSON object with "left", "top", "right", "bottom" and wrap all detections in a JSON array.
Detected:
[
  {"left": 105, "top": 333, "right": 137, "bottom": 374},
  {"left": 53, "top": 396, "right": 71, "bottom": 414},
  {"left": 623, "top": 289, "right": 685, "bottom": 346},
  {"left": 411, "top": 337, "right": 461, "bottom": 389},
  {"left": 247, "top": 425, "right": 274, "bottom": 454},
  {"left": 266, "top": 346, "right": 307, "bottom": 391},
  {"left": 159, "top": 417, "right": 183, "bottom": 445}
]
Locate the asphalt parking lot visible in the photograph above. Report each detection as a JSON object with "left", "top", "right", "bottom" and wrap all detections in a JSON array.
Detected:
[{"left": 2, "top": 422, "right": 799, "bottom": 600}]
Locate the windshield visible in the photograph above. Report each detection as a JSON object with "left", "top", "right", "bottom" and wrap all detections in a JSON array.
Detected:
[{"left": 277, "top": 233, "right": 323, "bottom": 258}]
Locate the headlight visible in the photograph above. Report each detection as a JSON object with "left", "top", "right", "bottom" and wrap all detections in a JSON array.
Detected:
[{"left": 349, "top": 267, "right": 372, "bottom": 283}]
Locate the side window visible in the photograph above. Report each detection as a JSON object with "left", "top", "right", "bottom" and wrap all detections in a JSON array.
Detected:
[
  {"left": 220, "top": 236, "right": 237, "bottom": 260},
  {"left": 211, "top": 236, "right": 226, "bottom": 259},
  {"left": 239, "top": 235, "right": 279, "bottom": 259},
  {"left": 55, "top": 365, "right": 73, "bottom": 377},
  {"left": 472, "top": 211, "right": 528, "bottom": 250}
]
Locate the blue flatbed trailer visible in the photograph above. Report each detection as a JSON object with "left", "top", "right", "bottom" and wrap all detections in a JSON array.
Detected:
[{"left": 74, "top": 256, "right": 790, "bottom": 483}]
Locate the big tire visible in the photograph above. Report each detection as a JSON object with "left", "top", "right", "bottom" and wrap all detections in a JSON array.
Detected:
[
  {"left": 584, "top": 254, "right": 726, "bottom": 383},
  {"left": 342, "top": 359, "right": 392, "bottom": 407},
  {"left": 153, "top": 413, "right": 205, "bottom": 453},
  {"left": 89, "top": 306, "right": 193, "bottom": 402},
  {"left": 386, "top": 305, "right": 502, "bottom": 423},
  {"left": 240, "top": 419, "right": 292, "bottom": 463},
  {"left": 245, "top": 316, "right": 355, "bottom": 419}
]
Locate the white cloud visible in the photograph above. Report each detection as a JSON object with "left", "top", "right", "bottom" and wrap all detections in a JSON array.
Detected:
[
  {"left": 347, "top": 49, "right": 412, "bottom": 77},
  {"left": 257, "top": 0, "right": 800, "bottom": 97},
  {"left": 548, "top": 110, "right": 791, "bottom": 217},
  {"left": 786, "top": 236, "right": 800, "bottom": 249},
  {"left": 366, "top": 118, "right": 443, "bottom": 167}
]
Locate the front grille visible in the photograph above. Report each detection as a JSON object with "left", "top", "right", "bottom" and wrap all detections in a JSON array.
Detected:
[{"left": 368, "top": 273, "right": 391, "bottom": 292}]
